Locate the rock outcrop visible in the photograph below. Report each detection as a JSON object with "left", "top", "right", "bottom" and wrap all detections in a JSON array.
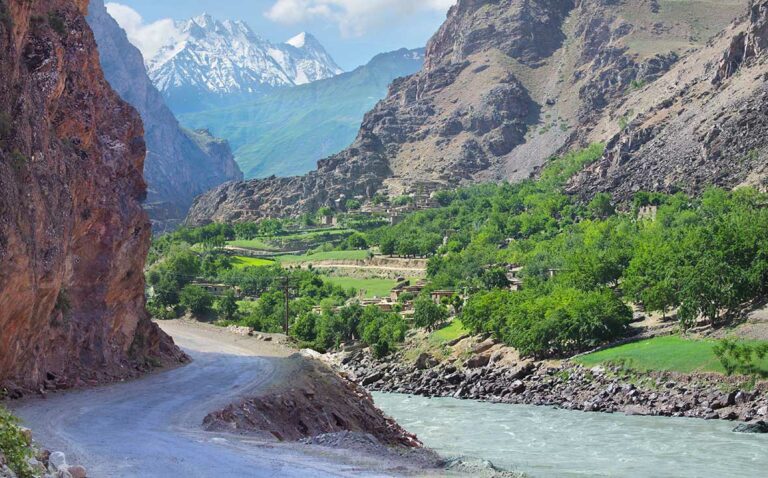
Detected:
[
  {"left": 87, "top": 0, "right": 243, "bottom": 232},
  {"left": 186, "top": 0, "right": 745, "bottom": 225},
  {"left": 0, "top": 0, "right": 184, "bottom": 393}
]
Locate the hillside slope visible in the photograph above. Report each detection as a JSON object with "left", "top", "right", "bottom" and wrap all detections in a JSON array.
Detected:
[
  {"left": 571, "top": 0, "right": 768, "bottom": 200},
  {"left": 88, "top": 0, "right": 243, "bottom": 232},
  {"left": 179, "top": 48, "right": 425, "bottom": 179},
  {"left": 186, "top": 0, "right": 748, "bottom": 225},
  {"left": 0, "top": 0, "right": 184, "bottom": 392}
]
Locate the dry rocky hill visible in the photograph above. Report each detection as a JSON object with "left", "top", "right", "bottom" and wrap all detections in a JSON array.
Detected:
[
  {"left": 571, "top": 0, "right": 768, "bottom": 199},
  {"left": 187, "top": 0, "right": 759, "bottom": 225},
  {"left": 0, "top": 0, "right": 184, "bottom": 393}
]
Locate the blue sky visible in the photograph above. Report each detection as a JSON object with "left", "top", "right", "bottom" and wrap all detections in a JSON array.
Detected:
[{"left": 108, "top": 0, "right": 453, "bottom": 70}]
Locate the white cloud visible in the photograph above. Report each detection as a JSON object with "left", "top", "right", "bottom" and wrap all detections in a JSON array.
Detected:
[
  {"left": 264, "top": 0, "right": 455, "bottom": 37},
  {"left": 105, "top": 3, "right": 185, "bottom": 60}
]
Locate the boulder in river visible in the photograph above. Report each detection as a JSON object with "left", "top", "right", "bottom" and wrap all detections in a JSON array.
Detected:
[{"left": 733, "top": 421, "right": 768, "bottom": 433}]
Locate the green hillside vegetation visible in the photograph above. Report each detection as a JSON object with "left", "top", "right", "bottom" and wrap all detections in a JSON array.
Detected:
[
  {"left": 365, "top": 144, "right": 768, "bottom": 358},
  {"left": 178, "top": 49, "right": 424, "bottom": 178},
  {"left": 149, "top": 143, "right": 768, "bottom": 363}
]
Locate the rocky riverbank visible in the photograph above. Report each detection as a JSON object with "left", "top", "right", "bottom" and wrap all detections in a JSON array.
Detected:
[{"left": 332, "top": 346, "right": 768, "bottom": 427}]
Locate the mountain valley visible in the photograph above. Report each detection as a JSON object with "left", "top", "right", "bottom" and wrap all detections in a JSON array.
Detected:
[{"left": 5, "top": 1, "right": 768, "bottom": 477}]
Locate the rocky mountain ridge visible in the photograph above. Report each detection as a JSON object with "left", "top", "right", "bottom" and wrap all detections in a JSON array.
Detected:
[
  {"left": 88, "top": 0, "right": 243, "bottom": 232},
  {"left": 0, "top": 0, "right": 184, "bottom": 393},
  {"left": 187, "top": 0, "right": 751, "bottom": 225},
  {"left": 178, "top": 47, "right": 425, "bottom": 179},
  {"left": 141, "top": 13, "right": 343, "bottom": 113}
]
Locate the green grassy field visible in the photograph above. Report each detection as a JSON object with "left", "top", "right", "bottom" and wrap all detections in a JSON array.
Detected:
[
  {"left": 274, "top": 250, "right": 370, "bottom": 263},
  {"left": 323, "top": 276, "right": 398, "bottom": 298},
  {"left": 575, "top": 336, "right": 768, "bottom": 375},
  {"left": 227, "top": 238, "right": 278, "bottom": 251},
  {"left": 429, "top": 319, "right": 470, "bottom": 345},
  {"left": 227, "top": 229, "right": 353, "bottom": 253},
  {"left": 231, "top": 256, "right": 275, "bottom": 269},
  {"left": 278, "top": 228, "right": 353, "bottom": 241}
]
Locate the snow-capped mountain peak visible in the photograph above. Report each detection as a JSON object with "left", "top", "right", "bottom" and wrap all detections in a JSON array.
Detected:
[
  {"left": 286, "top": 32, "right": 309, "bottom": 49},
  {"left": 142, "top": 14, "right": 343, "bottom": 101}
]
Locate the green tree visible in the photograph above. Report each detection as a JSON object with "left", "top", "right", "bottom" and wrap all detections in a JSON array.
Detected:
[
  {"left": 482, "top": 267, "right": 510, "bottom": 290},
  {"left": 347, "top": 233, "right": 368, "bottom": 250},
  {"left": 414, "top": 296, "right": 449, "bottom": 331},
  {"left": 179, "top": 285, "right": 214, "bottom": 315},
  {"left": 216, "top": 289, "right": 239, "bottom": 321},
  {"left": 380, "top": 234, "right": 396, "bottom": 256},
  {"left": 153, "top": 275, "right": 181, "bottom": 307},
  {"left": 396, "top": 237, "right": 419, "bottom": 257},
  {"left": 587, "top": 193, "right": 615, "bottom": 219}
]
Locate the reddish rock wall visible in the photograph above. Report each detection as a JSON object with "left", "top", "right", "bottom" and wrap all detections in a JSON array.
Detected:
[{"left": 0, "top": 0, "right": 184, "bottom": 393}]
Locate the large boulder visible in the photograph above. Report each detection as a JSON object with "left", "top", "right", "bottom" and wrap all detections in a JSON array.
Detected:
[
  {"left": 414, "top": 353, "right": 439, "bottom": 370},
  {"left": 733, "top": 421, "right": 768, "bottom": 433},
  {"left": 464, "top": 354, "right": 491, "bottom": 369}
]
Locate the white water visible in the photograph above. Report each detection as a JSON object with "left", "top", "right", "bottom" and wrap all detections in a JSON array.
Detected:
[{"left": 373, "top": 393, "right": 768, "bottom": 478}]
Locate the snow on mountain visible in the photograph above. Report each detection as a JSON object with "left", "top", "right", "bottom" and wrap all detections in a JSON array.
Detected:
[{"left": 143, "top": 14, "right": 343, "bottom": 99}]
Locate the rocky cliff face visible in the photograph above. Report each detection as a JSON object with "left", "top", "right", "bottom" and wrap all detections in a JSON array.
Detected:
[
  {"left": 87, "top": 0, "right": 242, "bottom": 233},
  {"left": 0, "top": 0, "right": 184, "bottom": 393},
  {"left": 571, "top": 0, "right": 768, "bottom": 200},
  {"left": 186, "top": 0, "right": 746, "bottom": 225}
]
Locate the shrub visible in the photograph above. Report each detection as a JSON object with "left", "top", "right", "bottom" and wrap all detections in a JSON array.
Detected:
[
  {"left": 461, "top": 287, "right": 631, "bottom": 358},
  {"left": 0, "top": 111, "right": 10, "bottom": 140},
  {"left": 10, "top": 149, "right": 27, "bottom": 170},
  {"left": 0, "top": 406, "right": 33, "bottom": 478},
  {"left": 713, "top": 339, "right": 768, "bottom": 377},
  {"left": 0, "top": 1, "right": 11, "bottom": 30},
  {"left": 54, "top": 288, "right": 71, "bottom": 314},
  {"left": 506, "top": 287, "right": 631, "bottom": 357},
  {"left": 392, "top": 195, "right": 413, "bottom": 207},
  {"left": 48, "top": 11, "right": 65, "bottom": 35}
]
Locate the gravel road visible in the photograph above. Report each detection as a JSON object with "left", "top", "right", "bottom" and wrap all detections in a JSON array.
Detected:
[{"left": 10, "top": 321, "right": 418, "bottom": 477}]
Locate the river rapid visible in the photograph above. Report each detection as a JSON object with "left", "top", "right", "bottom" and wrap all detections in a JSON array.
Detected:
[{"left": 373, "top": 393, "right": 768, "bottom": 478}]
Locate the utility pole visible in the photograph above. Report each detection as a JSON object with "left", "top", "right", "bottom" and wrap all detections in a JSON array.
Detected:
[{"left": 281, "top": 276, "right": 290, "bottom": 334}]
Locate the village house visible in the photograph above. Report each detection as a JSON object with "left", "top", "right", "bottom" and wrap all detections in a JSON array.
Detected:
[
  {"left": 430, "top": 290, "right": 455, "bottom": 304},
  {"left": 390, "top": 280, "right": 412, "bottom": 301},
  {"left": 319, "top": 215, "right": 338, "bottom": 227},
  {"left": 638, "top": 205, "right": 658, "bottom": 220},
  {"left": 191, "top": 282, "right": 241, "bottom": 297}
]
